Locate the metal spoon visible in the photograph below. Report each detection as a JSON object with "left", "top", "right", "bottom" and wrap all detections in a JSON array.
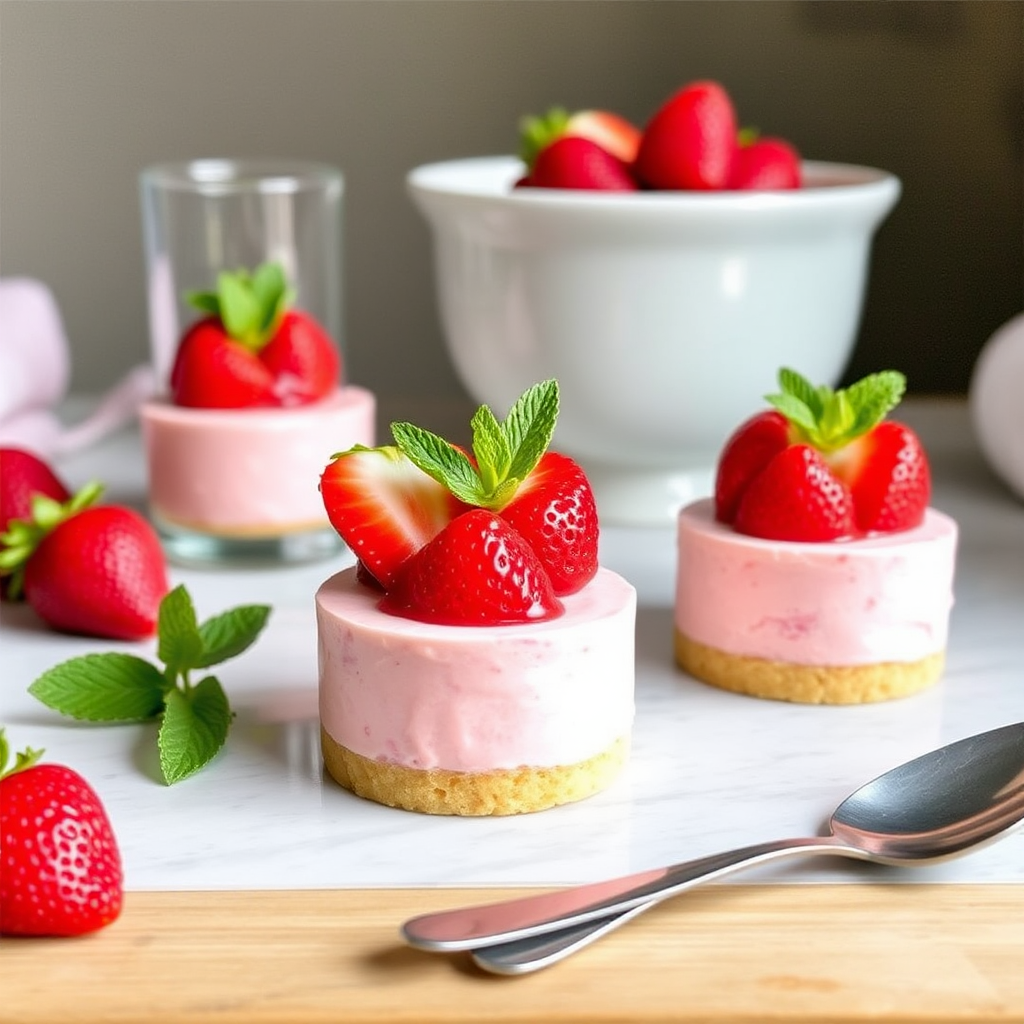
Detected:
[{"left": 401, "top": 720, "right": 1024, "bottom": 974}]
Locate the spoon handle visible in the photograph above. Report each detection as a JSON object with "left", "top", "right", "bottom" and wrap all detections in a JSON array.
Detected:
[{"left": 402, "top": 835, "right": 850, "bottom": 953}]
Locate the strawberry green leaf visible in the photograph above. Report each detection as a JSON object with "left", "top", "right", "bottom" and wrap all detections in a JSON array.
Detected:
[
  {"left": 195, "top": 604, "right": 271, "bottom": 668},
  {"left": 252, "top": 261, "right": 290, "bottom": 336},
  {"left": 186, "top": 291, "right": 221, "bottom": 316},
  {"left": 218, "top": 269, "right": 262, "bottom": 345},
  {"left": 0, "top": 730, "right": 44, "bottom": 780},
  {"left": 158, "top": 677, "right": 232, "bottom": 784},
  {"left": 157, "top": 585, "right": 204, "bottom": 676},
  {"left": 390, "top": 422, "right": 483, "bottom": 504},
  {"left": 519, "top": 107, "right": 571, "bottom": 170},
  {"left": 29, "top": 653, "right": 168, "bottom": 722}
]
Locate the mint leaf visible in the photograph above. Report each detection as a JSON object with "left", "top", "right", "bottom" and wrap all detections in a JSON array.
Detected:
[
  {"left": 252, "top": 261, "right": 289, "bottom": 335},
  {"left": 196, "top": 604, "right": 271, "bottom": 668},
  {"left": 158, "top": 678, "right": 232, "bottom": 784},
  {"left": 504, "top": 379, "right": 558, "bottom": 482},
  {"left": 390, "top": 422, "right": 482, "bottom": 504},
  {"left": 29, "top": 653, "right": 167, "bottom": 722},
  {"left": 186, "top": 290, "right": 221, "bottom": 316},
  {"left": 776, "top": 368, "right": 821, "bottom": 418},
  {"left": 470, "top": 405, "right": 511, "bottom": 494},
  {"left": 157, "top": 585, "right": 204, "bottom": 675},
  {"left": 845, "top": 370, "right": 906, "bottom": 434},
  {"left": 766, "top": 393, "right": 817, "bottom": 434}
]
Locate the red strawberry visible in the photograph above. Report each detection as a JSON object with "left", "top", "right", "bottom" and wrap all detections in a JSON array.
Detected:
[
  {"left": 0, "top": 732, "right": 123, "bottom": 936},
  {"left": 713, "top": 411, "right": 790, "bottom": 525},
  {"left": 715, "top": 368, "right": 930, "bottom": 542},
  {"left": 0, "top": 448, "right": 71, "bottom": 601},
  {"left": 381, "top": 509, "right": 563, "bottom": 626},
  {"left": 518, "top": 106, "right": 642, "bottom": 171},
  {"left": 728, "top": 136, "right": 801, "bottom": 190},
  {"left": 320, "top": 446, "right": 465, "bottom": 590},
  {"left": 499, "top": 451, "right": 598, "bottom": 595},
  {"left": 1, "top": 482, "right": 169, "bottom": 639},
  {"left": 170, "top": 318, "right": 277, "bottom": 409},
  {"left": 527, "top": 136, "right": 639, "bottom": 192},
  {"left": 734, "top": 444, "right": 856, "bottom": 542},
  {"left": 635, "top": 80, "right": 738, "bottom": 190},
  {"left": 171, "top": 262, "right": 339, "bottom": 410},
  {"left": 829, "top": 420, "right": 931, "bottom": 533}
]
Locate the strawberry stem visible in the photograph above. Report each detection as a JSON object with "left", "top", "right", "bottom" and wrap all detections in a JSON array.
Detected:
[
  {"left": 0, "top": 729, "right": 44, "bottom": 780},
  {"left": 185, "top": 262, "right": 293, "bottom": 351}
]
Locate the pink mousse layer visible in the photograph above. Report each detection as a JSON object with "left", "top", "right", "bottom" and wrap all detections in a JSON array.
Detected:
[
  {"left": 317, "top": 565, "right": 637, "bottom": 773},
  {"left": 676, "top": 499, "right": 957, "bottom": 666},
  {"left": 140, "top": 386, "right": 375, "bottom": 536}
]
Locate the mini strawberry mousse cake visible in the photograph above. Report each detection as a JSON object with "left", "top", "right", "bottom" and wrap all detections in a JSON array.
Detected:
[
  {"left": 675, "top": 369, "right": 957, "bottom": 704},
  {"left": 316, "top": 380, "right": 637, "bottom": 815},
  {"left": 139, "top": 262, "right": 374, "bottom": 549}
]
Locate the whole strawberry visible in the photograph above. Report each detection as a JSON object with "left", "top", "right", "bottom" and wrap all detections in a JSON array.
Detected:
[
  {"left": 635, "top": 80, "right": 738, "bottom": 190},
  {"left": 0, "top": 730, "right": 123, "bottom": 936},
  {"left": 526, "top": 136, "right": 639, "bottom": 192},
  {"left": 0, "top": 482, "right": 169, "bottom": 640},
  {"left": 0, "top": 448, "right": 71, "bottom": 601},
  {"left": 729, "top": 135, "right": 801, "bottom": 190},
  {"left": 715, "top": 368, "right": 930, "bottom": 542},
  {"left": 171, "top": 261, "right": 340, "bottom": 409}
]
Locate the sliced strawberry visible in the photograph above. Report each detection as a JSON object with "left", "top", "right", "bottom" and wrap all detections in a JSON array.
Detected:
[
  {"left": 635, "top": 80, "right": 738, "bottom": 190},
  {"left": 734, "top": 444, "right": 856, "bottom": 542},
  {"left": 320, "top": 446, "right": 464, "bottom": 589},
  {"left": 259, "top": 310, "right": 340, "bottom": 407},
  {"left": 23, "top": 504, "right": 169, "bottom": 640},
  {"left": 499, "top": 451, "right": 598, "bottom": 595},
  {"left": 519, "top": 106, "right": 642, "bottom": 170},
  {"left": 828, "top": 420, "right": 930, "bottom": 533},
  {"left": 527, "top": 136, "right": 638, "bottom": 192},
  {"left": 728, "top": 136, "right": 801, "bottom": 190},
  {"left": 714, "top": 411, "right": 791, "bottom": 525},
  {"left": 170, "top": 318, "right": 277, "bottom": 409},
  {"left": 381, "top": 509, "right": 563, "bottom": 626}
]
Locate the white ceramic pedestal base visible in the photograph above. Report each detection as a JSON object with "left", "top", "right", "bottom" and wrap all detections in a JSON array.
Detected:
[{"left": 582, "top": 460, "right": 715, "bottom": 527}]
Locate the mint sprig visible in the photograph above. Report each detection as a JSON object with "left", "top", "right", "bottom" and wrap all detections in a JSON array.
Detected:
[
  {"left": 186, "top": 261, "right": 292, "bottom": 350},
  {"left": 390, "top": 379, "right": 560, "bottom": 510},
  {"left": 28, "top": 585, "right": 270, "bottom": 785},
  {"left": 766, "top": 367, "right": 906, "bottom": 453}
]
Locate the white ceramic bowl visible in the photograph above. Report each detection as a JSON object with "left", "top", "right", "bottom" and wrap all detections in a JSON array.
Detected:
[{"left": 408, "top": 156, "right": 901, "bottom": 525}]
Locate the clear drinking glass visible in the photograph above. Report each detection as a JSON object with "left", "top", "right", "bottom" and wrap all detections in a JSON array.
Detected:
[{"left": 138, "top": 159, "right": 360, "bottom": 566}]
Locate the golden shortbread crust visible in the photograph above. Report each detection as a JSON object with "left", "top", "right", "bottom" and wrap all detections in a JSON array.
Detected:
[
  {"left": 675, "top": 630, "right": 944, "bottom": 705},
  {"left": 321, "top": 728, "right": 629, "bottom": 816}
]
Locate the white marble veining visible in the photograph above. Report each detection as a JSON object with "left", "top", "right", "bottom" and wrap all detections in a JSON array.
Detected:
[{"left": 2, "top": 400, "right": 1023, "bottom": 892}]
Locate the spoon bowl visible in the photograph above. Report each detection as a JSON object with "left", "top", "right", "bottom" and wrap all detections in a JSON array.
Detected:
[{"left": 399, "top": 721, "right": 1024, "bottom": 973}]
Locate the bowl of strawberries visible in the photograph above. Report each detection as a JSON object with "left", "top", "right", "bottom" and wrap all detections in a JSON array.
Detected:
[{"left": 408, "top": 81, "right": 901, "bottom": 526}]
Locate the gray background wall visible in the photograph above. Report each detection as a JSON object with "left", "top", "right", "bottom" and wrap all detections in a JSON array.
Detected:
[{"left": 2, "top": 0, "right": 1021, "bottom": 407}]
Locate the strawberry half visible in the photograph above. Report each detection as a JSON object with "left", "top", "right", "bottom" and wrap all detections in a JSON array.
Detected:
[
  {"left": 635, "top": 80, "right": 738, "bottom": 191},
  {"left": 0, "top": 731, "right": 123, "bottom": 937},
  {"left": 171, "top": 262, "right": 340, "bottom": 410},
  {"left": 0, "top": 482, "right": 169, "bottom": 639},
  {"left": 715, "top": 368, "right": 930, "bottom": 542},
  {"left": 517, "top": 106, "right": 642, "bottom": 189},
  {"left": 381, "top": 509, "right": 563, "bottom": 626},
  {"left": 320, "top": 445, "right": 465, "bottom": 590}
]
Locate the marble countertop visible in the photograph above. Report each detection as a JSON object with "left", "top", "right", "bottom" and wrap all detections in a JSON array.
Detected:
[{"left": 3, "top": 398, "right": 1024, "bottom": 893}]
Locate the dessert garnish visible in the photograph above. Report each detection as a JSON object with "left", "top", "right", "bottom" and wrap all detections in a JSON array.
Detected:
[
  {"left": 715, "top": 367, "right": 930, "bottom": 542},
  {"left": 320, "top": 379, "right": 599, "bottom": 624},
  {"left": 515, "top": 80, "right": 800, "bottom": 193},
  {"left": 0, "top": 728, "right": 123, "bottom": 936},
  {"left": 170, "top": 260, "right": 340, "bottom": 409},
  {"left": 0, "top": 450, "right": 169, "bottom": 640},
  {"left": 29, "top": 585, "right": 270, "bottom": 784}
]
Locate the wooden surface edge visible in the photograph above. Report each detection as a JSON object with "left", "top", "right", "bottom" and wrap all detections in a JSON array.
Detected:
[{"left": 2, "top": 884, "right": 1023, "bottom": 1024}]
